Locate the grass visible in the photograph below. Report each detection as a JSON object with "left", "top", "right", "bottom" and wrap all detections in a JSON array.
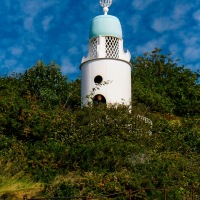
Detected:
[{"left": 0, "top": 173, "right": 44, "bottom": 200}]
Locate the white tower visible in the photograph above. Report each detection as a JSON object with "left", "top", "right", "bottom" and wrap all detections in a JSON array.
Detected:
[{"left": 80, "top": 0, "right": 131, "bottom": 106}]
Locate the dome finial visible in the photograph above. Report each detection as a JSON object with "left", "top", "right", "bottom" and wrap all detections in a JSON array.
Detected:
[{"left": 100, "top": 0, "right": 112, "bottom": 15}]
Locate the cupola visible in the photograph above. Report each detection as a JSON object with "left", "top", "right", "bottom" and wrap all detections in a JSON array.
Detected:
[{"left": 89, "top": 15, "right": 122, "bottom": 39}]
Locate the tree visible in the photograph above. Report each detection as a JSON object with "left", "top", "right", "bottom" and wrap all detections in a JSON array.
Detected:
[
  {"left": 20, "top": 61, "right": 69, "bottom": 109},
  {"left": 66, "top": 78, "right": 81, "bottom": 108},
  {"left": 0, "top": 59, "right": 199, "bottom": 198},
  {"left": 131, "top": 48, "right": 200, "bottom": 116}
]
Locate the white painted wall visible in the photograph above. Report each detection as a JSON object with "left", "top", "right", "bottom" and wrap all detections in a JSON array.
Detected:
[{"left": 81, "top": 58, "right": 131, "bottom": 106}]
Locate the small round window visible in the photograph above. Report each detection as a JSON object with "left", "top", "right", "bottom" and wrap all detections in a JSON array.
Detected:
[{"left": 94, "top": 75, "right": 103, "bottom": 84}]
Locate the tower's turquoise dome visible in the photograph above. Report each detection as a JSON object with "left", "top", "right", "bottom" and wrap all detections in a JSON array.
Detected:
[{"left": 89, "top": 15, "right": 122, "bottom": 39}]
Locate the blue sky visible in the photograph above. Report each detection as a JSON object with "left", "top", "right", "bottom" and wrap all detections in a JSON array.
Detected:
[{"left": 0, "top": 0, "right": 200, "bottom": 80}]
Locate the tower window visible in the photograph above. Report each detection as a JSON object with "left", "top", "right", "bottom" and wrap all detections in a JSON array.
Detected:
[
  {"left": 105, "top": 36, "right": 119, "bottom": 59},
  {"left": 94, "top": 75, "right": 103, "bottom": 84},
  {"left": 89, "top": 37, "right": 98, "bottom": 58},
  {"left": 93, "top": 94, "right": 106, "bottom": 106}
]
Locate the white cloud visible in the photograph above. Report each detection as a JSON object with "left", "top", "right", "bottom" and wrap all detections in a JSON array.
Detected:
[
  {"left": 136, "top": 36, "right": 168, "bottom": 54},
  {"left": 24, "top": 17, "right": 35, "bottom": 32},
  {"left": 178, "top": 30, "right": 200, "bottom": 45},
  {"left": 1, "top": 59, "right": 25, "bottom": 74},
  {"left": 185, "top": 63, "right": 200, "bottom": 71},
  {"left": 169, "top": 44, "right": 179, "bottom": 54},
  {"left": 2, "top": 59, "right": 17, "bottom": 71},
  {"left": 132, "top": 0, "right": 156, "bottom": 10},
  {"left": 26, "top": 44, "right": 36, "bottom": 51},
  {"left": 10, "top": 46, "right": 24, "bottom": 56},
  {"left": 14, "top": 64, "right": 26, "bottom": 73},
  {"left": 152, "top": 17, "right": 183, "bottom": 33},
  {"left": 81, "top": 44, "right": 88, "bottom": 56},
  {"left": 42, "top": 16, "right": 54, "bottom": 31},
  {"left": 178, "top": 31, "right": 200, "bottom": 62},
  {"left": 21, "top": 0, "right": 57, "bottom": 32},
  {"left": 168, "top": 44, "right": 182, "bottom": 62},
  {"left": 22, "top": 0, "right": 57, "bottom": 17},
  {"left": 67, "top": 47, "right": 79, "bottom": 55},
  {"left": 182, "top": 35, "right": 199, "bottom": 46},
  {"left": 0, "top": 50, "right": 5, "bottom": 60},
  {"left": 193, "top": 9, "right": 200, "bottom": 21},
  {"left": 68, "top": 33, "right": 78, "bottom": 43},
  {"left": 61, "top": 58, "right": 78, "bottom": 74},
  {"left": 172, "top": 3, "right": 192, "bottom": 21},
  {"left": 184, "top": 46, "right": 200, "bottom": 61},
  {"left": 5, "top": 59, "right": 17, "bottom": 66},
  {"left": 82, "top": 1, "right": 99, "bottom": 15},
  {"left": 151, "top": 3, "right": 192, "bottom": 33},
  {"left": 127, "top": 15, "right": 141, "bottom": 33}
]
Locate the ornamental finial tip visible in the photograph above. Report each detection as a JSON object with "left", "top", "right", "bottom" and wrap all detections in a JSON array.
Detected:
[{"left": 100, "top": 0, "right": 112, "bottom": 15}]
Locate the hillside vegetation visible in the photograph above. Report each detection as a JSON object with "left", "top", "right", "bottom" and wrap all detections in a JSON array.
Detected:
[{"left": 0, "top": 49, "right": 199, "bottom": 199}]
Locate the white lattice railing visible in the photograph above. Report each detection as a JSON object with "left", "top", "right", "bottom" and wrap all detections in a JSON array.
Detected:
[
  {"left": 136, "top": 115, "right": 153, "bottom": 126},
  {"left": 136, "top": 115, "right": 153, "bottom": 135},
  {"left": 89, "top": 37, "right": 98, "bottom": 58},
  {"left": 105, "top": 36, "right": 119, "bottom": 59},
  {"left": 81, "top": 36, "right": 130, "bottom": 63}
]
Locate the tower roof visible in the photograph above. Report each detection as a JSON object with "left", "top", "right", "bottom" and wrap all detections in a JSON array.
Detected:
[{"left": 89, "top": 15, "right": 122, "bottom": 39}]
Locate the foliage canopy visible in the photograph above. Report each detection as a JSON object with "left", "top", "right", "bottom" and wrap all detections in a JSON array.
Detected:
[
  {"left": 131, "top": 48, "right": 200, "bottom": 116},
  {"left": 0, "top": 51, "right": 199, "bottom": 199}
]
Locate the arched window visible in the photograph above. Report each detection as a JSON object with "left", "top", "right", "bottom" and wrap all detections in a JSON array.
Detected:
[{"left": 93, "top": 94, "right": 106, "bottom": 106}]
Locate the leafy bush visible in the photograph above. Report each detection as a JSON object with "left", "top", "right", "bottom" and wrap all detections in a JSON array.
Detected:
[
  {"left": 0, "top": 57, "right": 199, "bottom": 198},
  {"left": 20, "top": 61, "right": 69, "bottom": 109},
  {"left": 131, "top": 48, "right": 200, "bottom": 116}
]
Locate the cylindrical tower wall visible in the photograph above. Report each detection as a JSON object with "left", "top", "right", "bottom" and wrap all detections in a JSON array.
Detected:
[{"left": 81, "top": 59, "right": 131, "bottom": 106}]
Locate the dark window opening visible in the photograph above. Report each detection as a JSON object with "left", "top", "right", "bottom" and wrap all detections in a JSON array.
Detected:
[
  {"left": 93, "top": 94, "right": 106, "bottom": 106},
  {"left": 94, "top": 75, "right": 103, "bottom": 84}
]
